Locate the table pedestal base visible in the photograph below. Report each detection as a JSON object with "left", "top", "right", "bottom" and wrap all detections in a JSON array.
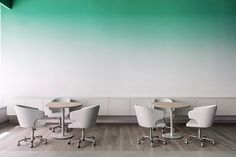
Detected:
[
  {"left": 162, "top": 133, "right": 182, "bottom": 139},
  {"left": 53, "top": 134, "right": 73, "bottom": 140}
]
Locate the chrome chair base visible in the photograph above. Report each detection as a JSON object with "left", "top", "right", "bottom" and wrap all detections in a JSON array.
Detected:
[
  {"left": 184, "top": 128, "right": 215, "bottom": 147},
  {"left": 17, "top": 128, "right": 47, "bottom": 148},
  {"left": 68, "top": 129, "right": 96, "bottom": 148},
  {"left": 137, "top": 128, "right": 167, "bottom": 147}
]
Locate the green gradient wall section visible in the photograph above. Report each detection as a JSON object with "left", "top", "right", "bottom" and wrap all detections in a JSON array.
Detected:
[
  {"left": 1, "top": 0, "right": 236, "bottom": 97},
  {"left": 3, "top": 0, "right": 236, "bottom": 44}
]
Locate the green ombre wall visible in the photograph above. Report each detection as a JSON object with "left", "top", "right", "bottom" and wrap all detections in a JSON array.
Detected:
[{"left": 1, "top": 0, "right": 236, "bottom": 97}]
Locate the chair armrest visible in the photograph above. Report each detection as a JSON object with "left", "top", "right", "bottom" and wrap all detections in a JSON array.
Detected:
[
  {"left": 17, "top": 105, "right": 38, "bottom": 110},
  {"left": 69, "top": 109, "right": 81, "bottom": 121},
  {"left": 33, "top": 110, "right": 45, "bottom": 127},
  {"left": 188, "top": 110, "right": 199, "bottom": 120},
  {"left": 36, "top": 110, "right": 45, "bottom": 119}
]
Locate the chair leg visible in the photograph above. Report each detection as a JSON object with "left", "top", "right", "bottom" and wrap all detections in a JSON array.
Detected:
[
  {"left": 137, "top": 128, "right": 167, "bottom": 147},
  {"left": 67, "top": 129, "right": 96, "bottom": 148},
  {"left": 184, "top": 128, "right": 215, "bottom": 147},
  {"left": 49, "top": 117, "right": 62, "bottom": 132},
  {"left": 202, "top": 137, "right": 215, "bottom": 145},
  {"left": 17, "top": 128, "right": 47, "bottom": 148},
  {"left": 17, "top": 137, "right": 31, "bottom": 146}
]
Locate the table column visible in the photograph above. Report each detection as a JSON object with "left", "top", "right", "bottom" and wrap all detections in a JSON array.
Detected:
[
  {"left": 53, "top": 108, "right": 73, "bottom": 140},
  {"left": 162, "top": 108, "right": 182, "bottom": 139}
]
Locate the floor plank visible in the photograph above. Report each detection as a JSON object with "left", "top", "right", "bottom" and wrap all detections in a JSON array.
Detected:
[{"left": 0, "top": 123, "right": 235, "bottom": 151}]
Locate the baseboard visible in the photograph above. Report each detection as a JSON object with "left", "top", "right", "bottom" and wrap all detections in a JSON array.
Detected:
[
  {"left": 8, "top": 115, "right": 236, "bottom": 124},
  {"left": 0, "top": 120, "right": 10, "bottom": 128},
  {"left": 96, "top": 115, "right": 236, "bottom": 124}
]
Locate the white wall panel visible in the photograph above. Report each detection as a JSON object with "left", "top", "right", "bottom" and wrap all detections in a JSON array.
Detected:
[
  {"left": 217, "top": 98, "right": 236, "bottom": 115},
  {"left": 3, "top": 98, "right": 25, "bottom": 115},
  {"left": 130, "top": 97, "right": 153, "bottom": 115},
  {"left": 109, "top": 97, "right": 130, "bottom": 115},
  {"left": 86, "top": 97, "right": 109, "bottom": 115}
]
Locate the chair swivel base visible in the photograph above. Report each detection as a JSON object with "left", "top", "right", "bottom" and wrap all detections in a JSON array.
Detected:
[
  {"left": 17, "top": 136, "right": 47, "bottom": 148},
  {"left": 137, "top": 129, "right": 167, "bottom": 147},
  {"left": 49, "top": 124, "right": 69, "bottom": 133},
  {"left": 184, "top": 128, "right": 215, "bottom": 147},
  {"left": 67, "top": 129, "right": 96, "bottom": 148},
  {"left": 68, "top": 137, "right": 96, "bottom": 148}
]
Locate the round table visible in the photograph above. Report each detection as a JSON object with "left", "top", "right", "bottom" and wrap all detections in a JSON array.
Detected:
[
  {"left": 153, "top": 102, "right": 190, "bottom": 139},
  {"left": 46, "top": 102, "right": 82, "bottom": 140}
]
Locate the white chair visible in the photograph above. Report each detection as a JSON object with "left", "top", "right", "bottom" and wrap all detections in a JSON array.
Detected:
[
  {"left": 48, "top": 98, "right": 71, "bottom": 132},
  {"left": 67, "top": 105, "right": 100, "bottom": 148},
  {"left": 15, "top": 105, "right": 47, "bottom": 148},
  {"left": 134, "top": 105, "right": 167, "bottom": 147},
  {"left": 153, "top": 98, "right": 173, "bottom": 132},
  {"left": 184, "top": 105, "right": 217, "bottom": 147}
]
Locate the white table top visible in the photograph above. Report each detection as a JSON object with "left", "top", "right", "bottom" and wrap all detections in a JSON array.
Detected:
[
  {"left": 153, "top": 102, "right": 190, "bottom": 109},
  {"left": 46, "top": 102, "right": 82, "bottom": 109}
]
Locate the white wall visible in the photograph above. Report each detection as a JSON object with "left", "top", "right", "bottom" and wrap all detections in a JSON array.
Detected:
[
  {"left": 1, "top": 1, "right": 236, "bottom": 116},
  {"left": 2, "top": 42, "right": 236, "bottom": 98}
]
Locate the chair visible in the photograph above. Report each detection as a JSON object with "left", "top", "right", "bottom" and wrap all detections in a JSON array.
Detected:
[
  {"left": 15, "top": 105, "right": 47, "bottom": 148},
  {"left": 184, "top": 105, "right": 217, "bottom": 147},
  {"left": 48, "top": 98, "right": 70, "bottom": 132},
  {"left": 134, "top": 105, "right": 167, "bottom": 147},
  {"left": 153, "top": 98, "right": 173, "bottom": 132},
  {"left": 67, "top": 105, "right": 100, "bottom": 148}
]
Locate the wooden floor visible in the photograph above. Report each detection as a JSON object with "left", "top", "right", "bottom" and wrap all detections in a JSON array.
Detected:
[{"left": 0, "top": 123, "right": 236, "bottom": 151}]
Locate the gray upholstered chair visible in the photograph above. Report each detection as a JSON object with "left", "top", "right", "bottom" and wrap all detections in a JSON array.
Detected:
[
  {"left": 184, "top": 105, "right": 217, "bottom": 147},
  {"left": 153, "top": 98, "right": 174, "bottom": 132},
  {"left": 48, "top": 98, "right": 70, "bottom": 132},
  {"left": 67, "top": 105, "right": 100, "bottom": 148},
  {"left": 15, "top": 105, "right": 47, "bottom": 148},
  {"left": 134, "top": 104, "right": 167, "bottom": 147}
]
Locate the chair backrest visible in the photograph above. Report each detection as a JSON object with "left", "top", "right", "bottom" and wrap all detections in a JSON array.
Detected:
[
  {"left": 52, "top": 98, "right": 71, "bottom": 102},
  {"left": 190, "top": 105, "right": 217, "bottom": 128},
  {"left": 70, "top": 105, "right": 100, "bottom": 129},
  {"left": 134, "top": 105, "right": 163, "bottom": 128},
  {"left": 153, "top": 98, "right": 174, "bottom": 114},
  {"left": 153, "top": 98, "right": 173, "bottom": 103},
  {"left": 15, "top": 105, "right": 44, "bottom": 128},
  {"left": 69, "top": 99, "right": 82, "bottom": 113},
  {"left": 50, "top": 98, "right": 71, "bottom": 113}
]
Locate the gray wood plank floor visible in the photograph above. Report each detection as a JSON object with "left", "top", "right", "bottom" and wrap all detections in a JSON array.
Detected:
[{"left": 0, "top": 123, "right": 235, "bottom": 151}]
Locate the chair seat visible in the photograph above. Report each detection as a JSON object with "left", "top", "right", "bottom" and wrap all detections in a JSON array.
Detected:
[
  {"left": 155, "top": 122, "right": 166, "bottom": 128},
  {"left": 68, "top": 123, "right": 79, "bottom": 129},
  {"left": 186, "top": 119, "right": 198, "bottom": 128},
  {"left": 35, "top": 119, "right": 47, "bottom": 128}
]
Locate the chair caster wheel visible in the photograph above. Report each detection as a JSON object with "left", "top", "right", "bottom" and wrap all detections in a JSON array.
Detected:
[
  {"left": 44, "top": 139, "right": 47, "bottom": 144},
  {"left": 92, "top": 142, "right": 96, "bottom": 146},
  {"left": 200, "top": 142, "right": 204, "bottom": 147},
  {"left": 184, "top": 140, "right": 188, "bottom": 144},
  {"left": 212, "top": 141, "right": 215, "bottom": 145},
  {"left": 30, "top": 145, "right": 33, "bottom": 148},
  {"left": 68, "top": 141, "right": 71, "bottom": 145},
  {"left": 161, "top": 129, "right": 164, "bottom": 133},
  {"left": 137, "top": 140, "right": 141, "bottom": 144},
  {"left": 52, "top": 130, "right": 55, "bottom": 133},
  {"left": 163, "top": 141, "right": 167, "bottom": 145},
  {"left": 77, "top": 144, "right": 80, "bottom": 148},
  {"left": 151, "top": 141, "right": 155, "bottom": 147}
]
